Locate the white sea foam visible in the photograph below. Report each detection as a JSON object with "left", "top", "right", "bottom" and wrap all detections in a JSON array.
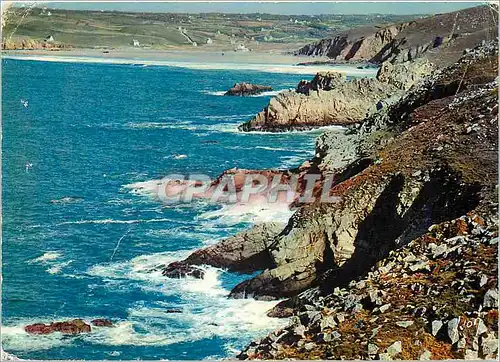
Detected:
[
  {"left": 199, "top": 202, "right": 295, "bottom": 225},
  {"left": 28, "top": 252, "right": 61, "bottom": 264},
  {"left": 123, "top": 179, "right": 163, "bottom": 198},
  {"left": 202, "top": 114, "right": 255, "bottom": 121},
  {"left": 279, "top": 154, "right": 312, "bottom": 169},
  {"left": 173, "top": 154, "right": 188, "bottom": 160},
  {"left": 1, "top": 324, "right": 70, "bottom": 351},
  {"left": 46, "top": 260, "right": 73, "bottom": 275},
  {"left": 203, "top": 90, "right": 226, "bottom": 96},
  {"left": 56, "top": 218, "right": 173, "bottom": 226},
  {"left": 83, "top": 252, "right": 288, "bottom": 349},
  {"left": 125, "top": 121, "right": 197, "bottom": 131},
  {"left": 4, "top": 54, "right": 378, "bottom": 76}
]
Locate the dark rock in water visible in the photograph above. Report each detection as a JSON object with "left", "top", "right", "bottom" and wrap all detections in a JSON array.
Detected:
[
  {"left": 91, "top": 318, "right": 114, "bottom": 327},
  {"left": 225, "top": 82, "right": 272, "bottom": 96},
  {"left": 165, "top": 309, "right": 183, "bottom": 313},
  {"left": 25, "top": 319, "right": 91, "bottom": 335},
  {"left": 162, "top": 261, "right": 205, "bottom": 279}
]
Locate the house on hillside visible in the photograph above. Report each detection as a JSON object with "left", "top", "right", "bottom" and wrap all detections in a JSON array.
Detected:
[
  {"left": 132, "top": 39, "right": 140, "bottom": 47},
  {"left": 206, "top": 38, "right": 213, "bottom": 44},
  {"left": 45, "top": 35, "right": 55, "bottom": 43},
  {"left": 234, "top": 43, "right": 250, "bottom": 52}
]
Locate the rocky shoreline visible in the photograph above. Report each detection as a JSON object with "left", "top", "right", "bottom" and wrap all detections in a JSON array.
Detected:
[
  {"left": 163, "top": 38, "right": 499, "bottom": 359},
  {"left": 238, "top": 59, "right": 434, "bottom": 132}
]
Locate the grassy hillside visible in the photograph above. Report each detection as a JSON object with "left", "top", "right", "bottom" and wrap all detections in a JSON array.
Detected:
[{"left": 2, "top": 7, "right": 421, "bottom": 51}]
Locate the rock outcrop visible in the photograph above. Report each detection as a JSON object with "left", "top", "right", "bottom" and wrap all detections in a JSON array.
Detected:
[
  {"left": 2, "top": 38, "right": 71, "bottom": 50},
  {"left": 163, "top": 222, "right": 284, "bottom": 277},
  {"left": 239, "top": 59, "right": 433, "bottom": 132},
  {"left": 238, "top": 215, "right": 499, "bottom": 359},
  {"left": 225, "top": 82, "right": 272, "bottom": 96},
  {"left": 232, "top": 42, "right": 498, "bottom": 360},
  {"left": 25, "top": 319, "right": 92, "bottom": 335},
  {"left": 230, "top": 44, "right": 498, "bottom": 300},
  {"left": 295, "top": 5, "right": 497, "bottom": 66}
]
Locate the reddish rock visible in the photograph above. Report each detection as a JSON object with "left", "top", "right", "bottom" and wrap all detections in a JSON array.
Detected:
[
  {"left": 25, "top": 319, "right": 91, "bottom": 335},
  {"left": 24, "top": 323, "right": 53, "bottom": 335}
]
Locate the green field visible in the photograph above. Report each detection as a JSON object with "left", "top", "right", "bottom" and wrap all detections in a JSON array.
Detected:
[{"left": 2, "top": 7, "right": 421, "bottom": 50}]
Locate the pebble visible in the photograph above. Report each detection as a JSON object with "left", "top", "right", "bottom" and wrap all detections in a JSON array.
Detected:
[
  {"left": 419, "top": 349, "right": 432, "bottom": 360},
  {"left": 481, "top": 332, "right": 499, "bottom": 356},
  {"left": 476, "top": 318, "right": 488, "bottom": 336},
  {"left": 335, "top": 313, "right": 345, "bottom": 323},
  {"left": 464, "top": 350, "right": 479, "bottom": 360},
  {"left": 294, "top": 324, "right": 306, "bottom": 337},
  {"left": 320, "top": 315, "right": 337, "bottom": 330},
  {"left": 431, "top": 320, "right": 443, "bottom": 336},
  {"left": 396, "top": 320, "right": 414, "bottom": 328},
  {"left": 304, "top": 342, "right": 316, "bottom": 351},
  {"left": 447, "top": 317, "right": 460, "bottom": 344},
  {"left": 368, "top": 343, "right": 379, "bottom": 355},
  {"left": 409, "top": 261, "right": 429, "bottom": 272},
  {"left": 483, "top": 288, "right": 498, "bottom": 308},
  {"left": 379, "top": 303, "right": 391, "bottom": 313},
  {"left": 386, "top": 341, "right": 402, "bottom": 357},
  {"left": 479, "top": 274, "right": 488, "bottom": 287}
]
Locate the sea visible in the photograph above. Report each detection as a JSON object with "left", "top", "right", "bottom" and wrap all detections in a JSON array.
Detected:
[{"left": 1, "top": 57, "right": 374, "bottom": 360}]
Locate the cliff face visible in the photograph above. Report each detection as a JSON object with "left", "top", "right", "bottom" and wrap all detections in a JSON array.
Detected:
[
  {"left": 295, "top": 5, "right": 498, "bottom": 65},
  {"left": 157, "top": 42, "right": 498, "bottom": 360},
  {"left": 230, "top": 45, "right": 498, "bottom": 301},
  {"left": 233, "top": 43, "right": 498, "bottom": 360},
  {"left": 2, "top": 38, "right": 71, "bottom": 50},
  {"left": 239, "top": 214, "right": 499, "bottom": 359},
  {"left": 239, "top": 59, "right": 434, "bottom": 132}
]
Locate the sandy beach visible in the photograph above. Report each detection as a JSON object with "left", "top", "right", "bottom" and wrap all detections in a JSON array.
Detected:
[{"left": 2, "top": 48, "right": 378, "bottom": 76}]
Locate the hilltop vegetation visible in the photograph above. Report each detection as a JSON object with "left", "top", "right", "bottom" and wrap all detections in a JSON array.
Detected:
[{"left": 2, "top": 7, "right": 421, "bottom": 51}]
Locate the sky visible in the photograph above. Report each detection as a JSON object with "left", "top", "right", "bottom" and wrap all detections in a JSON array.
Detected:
[{"left": 28, "top": 1, "right": 487, "bottom": 15}]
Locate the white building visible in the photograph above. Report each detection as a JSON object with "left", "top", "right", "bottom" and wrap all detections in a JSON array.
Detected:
[
  {"left": 234, "top": 43, "right": 249, "bottom": 52},
  {"left": 45, "top": 35, "right": 55, "bottom": 43},
  {"left": 132, "top": 39, "right": 140, "bottom": 47},
  {"left": 206, "top": 38, "right": 213, "bottom": 44}
]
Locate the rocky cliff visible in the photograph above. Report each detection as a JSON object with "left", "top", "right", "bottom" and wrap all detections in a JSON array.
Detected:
[
  {"left": 159, "top": 41, "right": 498, "bottom": 359},
  {"left": 239, "top": 58, "right": 433, "bottom": 132},
  {"left": 230, "top": 43, "right": 498, "bottom": 300},
  {"left": 2, "top": 38, "right": 71, "bottom": 50},
  {"left": 295, "top": 5, "right": 498, "bottom": 66},
  {"left": 230, "top": 41, "right": 498, "bottom": 360}
]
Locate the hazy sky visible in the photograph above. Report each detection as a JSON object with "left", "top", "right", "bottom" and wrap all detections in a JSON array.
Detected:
[{"left": 37, "top": 1, "right": 486, "bottom": 15}]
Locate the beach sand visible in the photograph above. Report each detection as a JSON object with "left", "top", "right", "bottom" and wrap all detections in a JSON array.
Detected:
[{"left": 2, "top": 48, "right": 378, "bottom": 76}]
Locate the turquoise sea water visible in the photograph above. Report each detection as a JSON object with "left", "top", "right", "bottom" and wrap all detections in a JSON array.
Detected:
[{"left": 1, "top": 59, "right": 358, "bottom": 360}]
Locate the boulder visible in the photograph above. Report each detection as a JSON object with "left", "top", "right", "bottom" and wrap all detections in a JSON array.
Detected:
[
  {"left": 25, "top": 319, "right": 91, "bottom": 335},
  {"left": 162, "top": 262, "right": 205, "bottom": 279},
  {"left": 91, "top": 318, "right": 113, "bottom": 327},
  {"left": 225, "top": 82, "right": 272, "bottom": 96},
  {"left": 163, "top": 223, "right": 284, "bottom": 278}
]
